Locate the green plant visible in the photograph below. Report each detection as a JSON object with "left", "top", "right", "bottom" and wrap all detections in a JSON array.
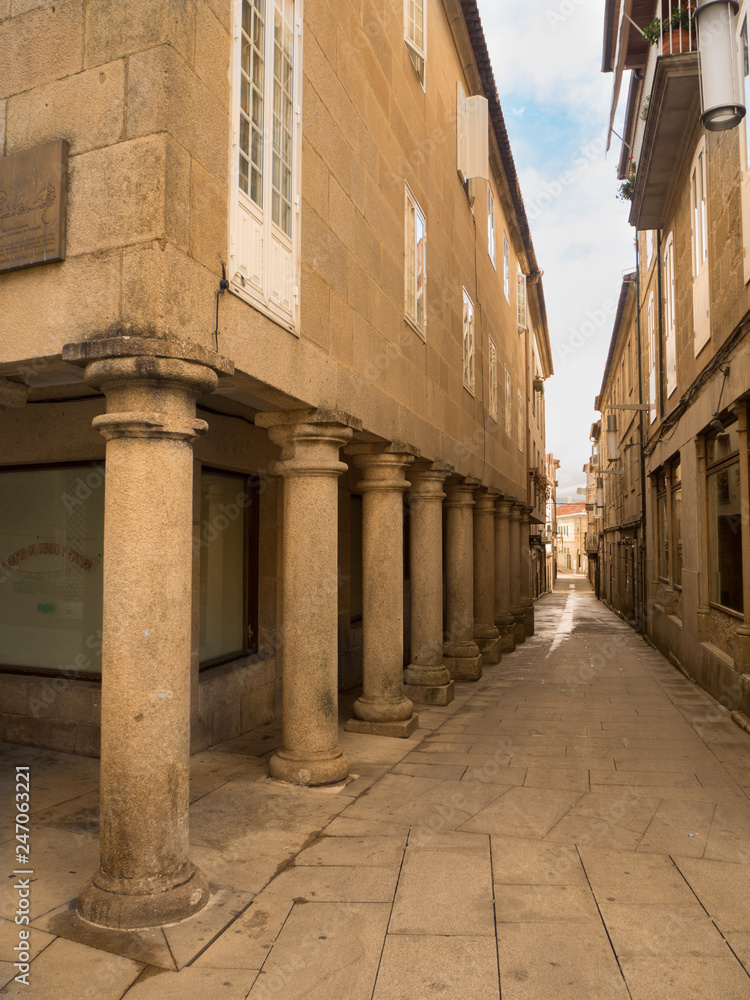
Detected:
[
  {"left": 640, "top": 96, "right": 650, "bottom": 121},
  {"left": 530, "top": 468, "right": 551, "bottom": 507},
  {"left": 618, "top": 162, "right": 636, "bottom": 202},
  {"left": 643, "top": 6, "right": 695, "bottom": 45},
  {"left": 533, "top": 375, "right": 544, "bottom": 395}
]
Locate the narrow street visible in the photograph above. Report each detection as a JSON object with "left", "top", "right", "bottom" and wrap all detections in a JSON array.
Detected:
[{"left": 4, "top": 576, "right": 750, "bottom": 999}]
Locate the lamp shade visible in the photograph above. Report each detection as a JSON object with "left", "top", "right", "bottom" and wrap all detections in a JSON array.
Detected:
[
  {"left": 596, "top": 478, "right": 604, "bottom": 509},
  {"left": 696, "top": 0, "right": 746, "bottom": 130}
]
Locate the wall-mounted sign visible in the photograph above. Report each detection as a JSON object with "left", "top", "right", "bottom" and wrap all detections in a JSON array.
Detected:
[
  {"left": 0, "top": 139, "right": 69, "bottom": 274},
  {"left": 529, "top": 534, "right": 542, "bottom": 546}
]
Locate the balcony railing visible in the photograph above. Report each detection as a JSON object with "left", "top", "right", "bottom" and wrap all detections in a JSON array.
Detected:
[
  {"left": 585, "top": 533, "right": 600, "bottom": 555},
  {"left": 649, "top": 3, "right": 696, "bottom": 58}
]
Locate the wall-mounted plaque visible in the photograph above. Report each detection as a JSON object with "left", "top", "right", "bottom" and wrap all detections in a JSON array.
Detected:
[{"left": 0, "top": 139, "right": 69, "bottom": 274}]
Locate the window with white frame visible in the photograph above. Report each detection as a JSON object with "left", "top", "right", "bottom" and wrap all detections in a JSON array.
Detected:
[
  {"left": 691, "top": 137, "right": 710, "bottom": 354},
  {"left": 487, "top": 187, "right": 496, "bottom": 267},
  {"left": 229, "top": 0, "right": 302, "bottom": 332},
  {"left": 516, "top": 270, "right": 526, "bottom": 331},
  {"left": 739, "top": 8, "right": 750, "bottom": 283},
  {"left": 462, "top": 289, "right": 475, "bottom": 393},
  {"left": 404, "top": 0, "right": 426, "bottom": 85},
  {"left": 405, "top": 183, "right": 426, "bottom": 337},
  {"left": 488, "top": 336, "right": 498, "bottom": 420},
  {"left": 505, "top": 365, "right": 512, "bottom": 435},
  {"left": 664, "top": 232, "right": 676, "bottom": 397},
  {"left": 648, "top": 290, "right": 656, "bottom": 424},
  {"left": 503, "top": 231, "right": 510, "bottom": 302}
]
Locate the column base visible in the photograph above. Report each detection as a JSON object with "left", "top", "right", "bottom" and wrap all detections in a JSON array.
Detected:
[
  {"left": 404, "top": 681, "right": 455, "bottom": 706},
  {"left": 524, "top": 611, "right": 534, "bottom": 636},
  {"left": 345, "top": 715, "right": 420, "bottom": 738},
  {"left": 476, "top": 635, "right": 501, "bottom": 666},
  {"left": 511, "top": 612, "right": 526, "bottom": 645},
  {"left": 735, "top": 626, "right": 750, "bottom": 671},
  {"left": 77, "top": 862, "right": 209, "bottom": 931},
  {"left": 269, "top": 747, "right": 350, "bottom": 786},
  {"left": 444, "top": 654, "right": 483, "bottom": 681},
  {"left": 495, "top": 615, "right": 516, "bottom": 653},
  {"left": 352, "top": 694, "right": 414, "bottom": 724}
]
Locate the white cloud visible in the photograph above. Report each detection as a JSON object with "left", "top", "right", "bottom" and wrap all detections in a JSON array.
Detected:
[{"left": 477, "top": 0, "right": 634, "bottom": 493}]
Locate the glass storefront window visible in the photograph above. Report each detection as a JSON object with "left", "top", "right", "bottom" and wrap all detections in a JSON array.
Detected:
[
  {"left": 0, "top": 465, "right": 104, "bottom": 674},
  {"left": 199, "top": 470, "right": 251, "bottom": 666},
  {"left": 708, "top": 460, "right": 743, "bottom": 613}
]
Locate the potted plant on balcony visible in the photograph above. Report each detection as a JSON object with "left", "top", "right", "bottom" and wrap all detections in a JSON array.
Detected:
[
  {"left": 618, "top": 161, "right": 636, "bottom": 201},
  {"left": 643, "top": 6, "right": 695, "bottom": 53},
  {"left": 533, "top": 375, "right": 544, "bottom": 394}
]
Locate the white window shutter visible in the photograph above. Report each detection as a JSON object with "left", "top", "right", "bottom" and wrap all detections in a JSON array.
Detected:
[
  {"left": 268, "top": 233, "right": 294, "bottom": 313},
  {"left": 693, "top": 271, "right": 711, "bottom": 355},
  {"left": 235, "top": 200, "right": 264, "bottom": 293},
  {"left": 465, "top": 96, "right": 489, "bottom": 181}
]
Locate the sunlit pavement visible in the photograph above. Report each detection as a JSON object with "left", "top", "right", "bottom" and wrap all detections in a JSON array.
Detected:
[{"left": 3, "top": 574, "right": 750, "bottom": 998}]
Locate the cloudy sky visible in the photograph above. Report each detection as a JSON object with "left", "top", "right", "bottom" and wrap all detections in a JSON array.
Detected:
[{"left": 477, "top": 0, "right": 634, "bottom": 501}]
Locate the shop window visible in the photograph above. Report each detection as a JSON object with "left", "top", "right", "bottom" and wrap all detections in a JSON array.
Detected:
[
  {"left": 199, "top": 469, "right": 259, "bottom": 667},
  {"left": 0, "top": 464, "right": 104, "bottom": 675},
  {"left": 707, "top": 424, "right": 743, "bottom": 613},
  {"left": 405, "top": 183, "right": 426, "bottom": 337},
  {"left": 228, "top": 0, "right": 302, "bottom": 332}
]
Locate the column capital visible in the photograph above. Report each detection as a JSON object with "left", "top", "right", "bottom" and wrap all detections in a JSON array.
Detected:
[
  {"left": 257, "top": 412, "right": 354, "bottom": 479},
  {"left": 474, "top": 488, "right": 500, "bottom": 514},
  {"left": 346, "top": 443, "right": 416, "bottom": 493},
  {"left": 63, "top": 333, "right": 234, "bottom": 375},
  {"left": 494, "top": 497, "right": 514, "bottom": 518},
  {"left": 407, "top": 460, "right": 452, "bottom": 502},
  {"left": 509, "top": 502, "right": 523, "bottom": 520},
  {"left": 444, "top": 476, "right": 481, "bottom": 508},
  {"left": 85, "top": 356, "right": 218, "bottom": 442}
]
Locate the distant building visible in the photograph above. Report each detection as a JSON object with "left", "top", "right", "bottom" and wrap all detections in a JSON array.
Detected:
[{"left": 556, "top": 502, "right": 588, "bottom": 575}]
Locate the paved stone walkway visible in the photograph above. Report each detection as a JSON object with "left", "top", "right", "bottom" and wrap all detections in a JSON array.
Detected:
[{"left": 3, "top": 575, "right": 750, "bottom": 998}]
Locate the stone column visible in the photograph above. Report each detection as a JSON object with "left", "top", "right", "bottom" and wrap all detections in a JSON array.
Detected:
[
  {"left": 473, "top": 489, "right": 501, "bottom": 665},
  {"left": 509, "top": 502, "right": 526, "bottom": 645},
  {"left": 404, "top": 461, "right": 454, "bottom": 706},
  {"left": 734, "top": 401, "right": 750, "bottom": 669},
  {"left": 443, "top": 478, "right": 483, "bottom": 680},
  {"left": 65, "top": 342, "right": 231, "bottom": 931},
  {"left": 494, "top": 498, "right": 516, "bottom": 652},
  {"left": 255, "top": 410, "right": 353, "bottom": 785},
  {"left": 344, "top": 444, "right": 419, "bottom": 737},
  {"left": 521, "top": 505, "right": 535, "bottom": 636}
]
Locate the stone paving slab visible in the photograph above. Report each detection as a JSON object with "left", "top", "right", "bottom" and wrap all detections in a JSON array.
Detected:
[
  {"left": 5, "top": 576, "right": 750, "bottom": 998},
  {"left": 388, "top": 845, "right": 494, "bottom": 936},
  {"left": 372, "top": 934, "right": 499, "bottom": 999}
]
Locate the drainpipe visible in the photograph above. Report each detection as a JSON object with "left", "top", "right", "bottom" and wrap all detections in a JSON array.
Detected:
[{"left": 656, "top": 229, "right": 665, "bottom": 419}]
